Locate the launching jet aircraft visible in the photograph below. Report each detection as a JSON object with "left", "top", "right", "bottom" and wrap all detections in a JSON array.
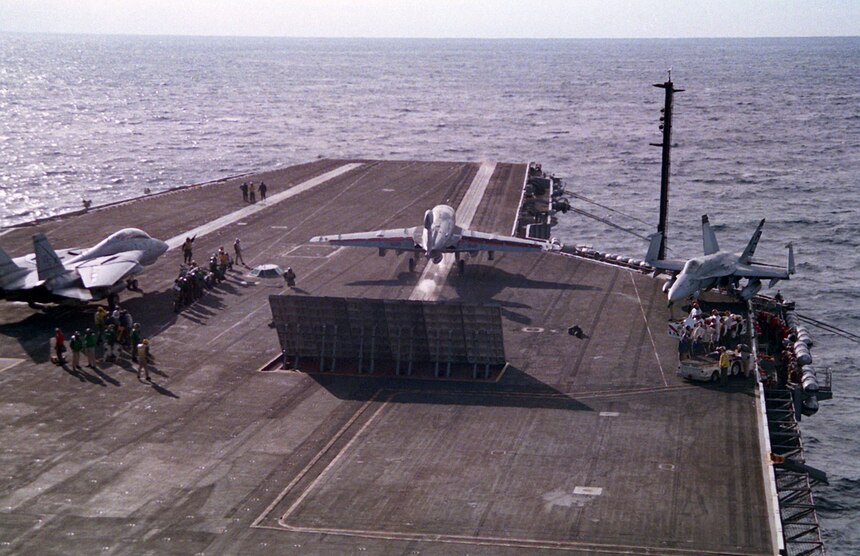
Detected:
[
  {"left": 645, "top": 215, "right": 795, "bottom": 305},
  {"left": 0, "top": 228, "right": 169, "bottom": 306},
  {"left": 309, "top": 204, "right": 560, "bottom": 273}
]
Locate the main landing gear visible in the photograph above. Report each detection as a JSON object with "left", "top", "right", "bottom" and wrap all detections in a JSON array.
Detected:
[
  {"left": 408, "top": 257, "right": 416, "bottom": 272},
  {"left": 457, "top": 259, "right": 465, "bottom": 275}
]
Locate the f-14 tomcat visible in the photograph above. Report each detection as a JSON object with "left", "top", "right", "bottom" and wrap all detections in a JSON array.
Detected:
[
  {"left": 646, "top": 214, "right": 795, "bottom": 305},
  {"left": 310, "top": 204, "right": 560, "bottom": 273},
  {"left": 0, "top": 228, "right": 168, "bottom": 306}
]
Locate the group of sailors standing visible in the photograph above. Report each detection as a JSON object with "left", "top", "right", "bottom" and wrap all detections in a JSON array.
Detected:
[
  {"left": 756, "top": 309, "right": 807, "bottom": 387},
  {"left": 240, "top": 181, "right": 267, "bottom": 203},
  {"left": 678, "top": 301, "right": 747, "bottom": 359},
  {"left": 53, "top": 306, "right": 152, "bottom": 383},
  {"left": 173, "top": 245, "right": 235, "bottom": 311}
]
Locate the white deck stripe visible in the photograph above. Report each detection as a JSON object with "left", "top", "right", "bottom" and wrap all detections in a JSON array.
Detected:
[
  {"left": 165, "top": 163, "right": 363, "bottom": 250},
  {"left": 629, "top": 272, "right": 669, "bottom": 387},
  {"left": 409, "top": 162, "right": 497, "bottom": 302},
  {"left": 454, "top": 161, "right": 497, "bottom": 229}
]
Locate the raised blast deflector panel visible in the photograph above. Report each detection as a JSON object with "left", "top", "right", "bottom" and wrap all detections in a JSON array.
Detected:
[{"left": 269, "top": 295, "right": 505, "bottom": 367}]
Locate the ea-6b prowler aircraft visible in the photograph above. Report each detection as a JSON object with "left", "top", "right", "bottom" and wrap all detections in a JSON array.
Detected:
[
  {"left": 0, "top": 228, "right": 169, "bottom": 306},
  {"left": 310, "top": 204, "right": 560, "bottom": 273},
  {"left": 645, "top": 214, "right": 795, "bottom": 305}
]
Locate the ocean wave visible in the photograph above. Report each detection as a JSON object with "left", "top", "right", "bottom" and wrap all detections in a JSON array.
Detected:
[{"left": 818, "top": 477, "right": 860, "bottom": 514}]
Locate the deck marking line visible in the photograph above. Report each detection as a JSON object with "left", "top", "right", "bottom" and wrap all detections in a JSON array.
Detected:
[
  {"left": 255, "top": 525, "right": 750, "bottom": 556},
  {"left": 206, "top": 300, "right": 272, "bottom": 346},
  {"left": 165, "top": 163, "right": 363, "bottom": 250},
  {"left": 409, "top": 161, "right": 496, "bottom": 302},
  {"left": 257, "top": 386, "right": 749, "bottom": 556},
  {"left": 573, "top": 486, "right": 603, "bottom": 496},
  {"left": 265, "top": 522, "right": 758, "bottom": 556},
  {"left": 251, "top": 388, "right": 385, "bottom": 527},
  {"left": 629, "top": 272, "right": 668, "bottom": 387},
  {"left": 255, "top": 520, "right": 758, "bottom": 556},
  {"left": 0, "top": 358, "right": 25, "bottom": 373},
  {"left": 279, "top": 391, "right": 396, "bottom": 522},
  {"left": 455, "top": 161, "right": 497, "bottom": 229}
]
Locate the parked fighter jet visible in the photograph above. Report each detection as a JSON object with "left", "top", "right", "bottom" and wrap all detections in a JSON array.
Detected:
[
  {"left": 645, "top": 215, "right": 794, "bottom": 305},
  {"left": 0, "top": 228, "right": 168, "bottom": 306},
  {"left": 309, "top": 204, "right": 560, "bottom": 273}
]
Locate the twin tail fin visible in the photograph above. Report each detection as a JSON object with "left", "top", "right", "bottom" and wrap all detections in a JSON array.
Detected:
[{"left": 33, "top": 233, "right": 66, "bottom": 281}]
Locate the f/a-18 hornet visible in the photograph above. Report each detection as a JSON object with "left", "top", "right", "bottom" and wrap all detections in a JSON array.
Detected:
[
  {"left": 0, "top": 228, "right": 168, "bottom": 306},
  {"left": 310, "top": 204, "right": 560, "bottom": 273},
  {"left": 645, "top": 214, "right": 795, "bottom": 305}
]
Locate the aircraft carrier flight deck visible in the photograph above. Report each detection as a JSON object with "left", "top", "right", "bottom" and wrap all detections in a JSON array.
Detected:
[{"left": 0, "top": 160, "right": 777, "bottom": 555}]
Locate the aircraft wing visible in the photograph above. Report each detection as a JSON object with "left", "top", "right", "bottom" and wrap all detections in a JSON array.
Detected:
[
  {"left": 74, "top": 252, "right": 145, "bottom": 289},
  {"left": 56, "top": 248, "right": 86, "bottom": 261},
  {"left": 309, "top": 228, "right": 421, "bottom": 251},
  {"left": 647, "top": 258, "right": 686, "bottom": 272},
  {"left": 733, "top": 263, "right": 790, "bottom": 280},
  {"left": 51, "top": 286, "right": 94, "bottom": 301},
  {"left": 454, "top": 229, "right": 559, "bottom": 253}
]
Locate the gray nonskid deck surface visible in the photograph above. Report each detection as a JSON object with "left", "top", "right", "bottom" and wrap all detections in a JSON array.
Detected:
[{"left": 0, "top": 160, "right": 773, "bottom": 555}]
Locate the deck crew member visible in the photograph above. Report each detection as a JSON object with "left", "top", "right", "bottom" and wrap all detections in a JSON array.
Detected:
[
  {"left": 284, "top": 267, "right": 296, "bottom": 288},
  {"left": 84, "top": 329, "right": 97, "bottom": 368},
  {"left": 181, "top": 235, "right": 196, "bottom": 264},
  {"left": 233, "top": 238, "right": 245, "bottom": 266},
  {"left": 53, "top": 328, "right": 66, "bottom": 365},
  {"left": 104, "top": 324, "right": 120, "bottom": 361},
  {"left": 70, "top": 331, "right": 83, "bottom": 370},
  {"left": 719, "top": 347, "right": 730, "bottom": 386},
  {"left": 94, "top": 307, "right": 107, "bottom": 343},
  {"left": 137, "top": 339, "right": 150, "bottom": 382},
  {"left": 130, "top": 324, "right": 142, "bottom": 361}
]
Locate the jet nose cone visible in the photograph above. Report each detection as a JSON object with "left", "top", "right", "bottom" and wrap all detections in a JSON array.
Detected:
[
  {"left": 668, "top": 275, "right": 696, "bottom": 304},
  {"left": 667, "top": 279, "right": 685, "bottom": 303},
  {"left": 157, "top": 240, "right": 169, "bottom": 255}
]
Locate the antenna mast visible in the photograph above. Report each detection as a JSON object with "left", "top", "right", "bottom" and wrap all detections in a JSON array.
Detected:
[{"left": 651, "top": 69, "right": 683, "bottom": 260}]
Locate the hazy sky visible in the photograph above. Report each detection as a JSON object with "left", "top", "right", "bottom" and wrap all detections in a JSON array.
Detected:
[{"left": 1, "top": 0, "right": 858, "bottom": 38}]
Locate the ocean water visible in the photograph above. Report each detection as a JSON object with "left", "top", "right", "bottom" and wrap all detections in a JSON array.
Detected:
[{"left": 1, "top": 33, "right": 858, "bottom": 552}]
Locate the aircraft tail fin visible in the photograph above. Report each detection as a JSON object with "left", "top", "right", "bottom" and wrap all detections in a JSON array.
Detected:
[
  {"left": 701, "top": 215, "right": 720, "bottom": 255},
  {"left": 0, "top": 247, "right": 22, "bottom": 287},
  {"left": 740, "top": 219, "right": 766, "bottom": 264},
  {"left": 787, "top": 242, "right": 795, "bottom": 275},
  {"left": 33, "top": 233, "right": 66, "bottom": 281},
  {"left": 645, "top": 232, "right": 662, "bottom": 265}
]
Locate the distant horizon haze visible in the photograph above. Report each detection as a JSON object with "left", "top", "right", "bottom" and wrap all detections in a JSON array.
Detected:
[
  {"left": 2, "top": 30, "right": 859, "bottom": 41},
  {"left": 1, "top": 0, "right": 857, "bottom": 39}
]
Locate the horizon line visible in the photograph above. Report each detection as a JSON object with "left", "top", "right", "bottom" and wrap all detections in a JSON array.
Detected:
[{"left": 2, "top": 30, "right": 858, "bottom": 41}]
